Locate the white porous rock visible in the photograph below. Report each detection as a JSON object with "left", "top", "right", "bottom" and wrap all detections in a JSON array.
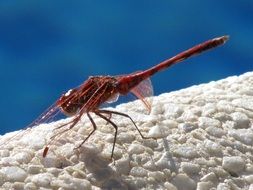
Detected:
[
  {"left": 0, "top": 166, "right": 27, "bottom": 182},
  {"left": 222, "top": 156, "right": 245, "bottom": 174},
  {"left": 0, "top": 72, "right": 253, "bottom": 189}
]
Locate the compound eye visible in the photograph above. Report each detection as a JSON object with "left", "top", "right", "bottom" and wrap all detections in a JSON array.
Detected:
[
  {"left": 57, "top": 89, "right": 70, "bottom": 105},
  {"left": 57, "top": 88, "right": 80, "bottom": 116},
  {"left": 62, "top": 88, "right": 78, "bottom": 100},
  {"left": 64, "top": 89, "right": 74, "bottom": 97}
]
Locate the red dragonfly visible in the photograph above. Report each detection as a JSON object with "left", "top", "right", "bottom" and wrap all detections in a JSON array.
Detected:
[{"left": 1, "top": 35, "right": 229, "bottom": 159}]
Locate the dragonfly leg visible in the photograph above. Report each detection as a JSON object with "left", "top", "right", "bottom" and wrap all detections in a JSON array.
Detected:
[
  {"left": 99, "top": 109, "right": 150, "bottom": 139},
  {"left": 75, "top": 112, "right": 97, "bottom": 149},
  {"left": 50, "top": 116, "right": 80, "bottom": 140},
  {"left": 53, "top": 120, "right": 75, "bottom": 131},
  {"left": 43, "top": 115, "right": 81, "bottom": 157},
  {"left": 100, "top": 112, "right": 112, "bottom": 124},
  {"left": 94, "top": 110, "right": 118, "bottom": 159}
]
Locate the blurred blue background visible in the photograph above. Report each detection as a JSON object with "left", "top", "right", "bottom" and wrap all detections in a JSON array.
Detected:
[{"left": 0, "top": 1, "right": 252, "bottom": 134}]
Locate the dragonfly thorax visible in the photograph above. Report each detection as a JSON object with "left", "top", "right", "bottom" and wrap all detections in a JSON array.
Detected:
[{"left": 57, "top": 76, "right": 120, "bottom": 116}]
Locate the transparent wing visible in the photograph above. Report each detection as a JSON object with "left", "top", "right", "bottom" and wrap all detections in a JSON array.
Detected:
[
  {"left": 106, "top": 93, "right": 120, "bottom": 104},
  {"left": 130, "top": 77, "right": 154, "bottom": 113},
  {"left": 0, "top": 102, "right": 61, "bottom": 147}
]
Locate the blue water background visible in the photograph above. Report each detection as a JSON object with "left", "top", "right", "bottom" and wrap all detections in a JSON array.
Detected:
[{"left": 0, "top": 1, "right": 252, "bottom": 134}]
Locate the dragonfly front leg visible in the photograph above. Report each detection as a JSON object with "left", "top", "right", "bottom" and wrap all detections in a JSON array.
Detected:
[{"left": 43, "top": 116, "right": 82, "bottom": 157}]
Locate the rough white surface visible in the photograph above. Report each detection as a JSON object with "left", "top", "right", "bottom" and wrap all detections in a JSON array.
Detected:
[{"left": 0, "top": 72, "right": 253, "bottom": 189}]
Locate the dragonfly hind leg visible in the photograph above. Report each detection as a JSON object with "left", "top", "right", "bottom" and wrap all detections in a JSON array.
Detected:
[
  {"left": 98, "top": 109, "right": 150, "bottom": 139},
  {"left": 94, "top": 110, "right": 118, "bottom": 159},
  {"left": 92, "top": 109, "right": 152, "bottom": 159}
]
